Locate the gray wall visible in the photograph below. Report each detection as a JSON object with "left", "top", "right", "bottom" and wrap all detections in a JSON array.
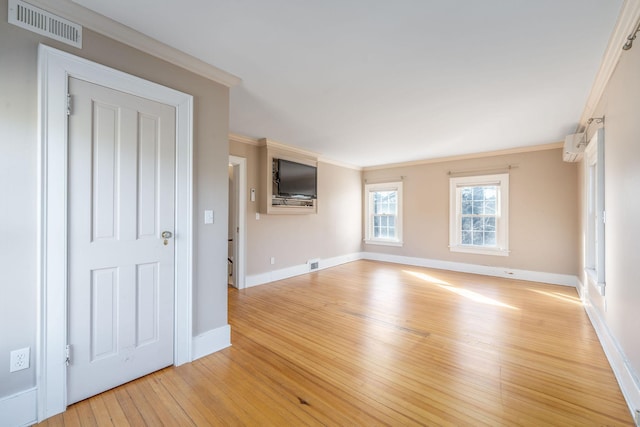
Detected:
[
  {"left": 229, "top": 139, "right": 363, "bottom": 276},
  {"left": 580, "top": 42, "right": 640, "bottom": 386},
  {"left": 0, "top": 2, "right": 230, "bottom": 398},
  {"left": 362, "top": 148, "right": 579, "bottom": 275}
]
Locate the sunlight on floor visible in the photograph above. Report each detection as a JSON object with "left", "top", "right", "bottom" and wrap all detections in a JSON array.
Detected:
[
  {"left": 527, "top": 289, "right": 583, "bottom": 305},
  {"left": 404, "top": 270, "right": 519, "bottom": 310},
  {"left": 403, "top": 270, "right": 450, "bottom": 285}
]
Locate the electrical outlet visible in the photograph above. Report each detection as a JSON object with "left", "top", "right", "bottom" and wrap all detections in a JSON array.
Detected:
[{"left": 10, "top": 347, "right": 30, "bottom": 372}]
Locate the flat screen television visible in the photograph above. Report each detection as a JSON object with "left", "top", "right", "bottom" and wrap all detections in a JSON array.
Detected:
[{"left": 276, "top": 158, "right": 317, "bottom": 199}]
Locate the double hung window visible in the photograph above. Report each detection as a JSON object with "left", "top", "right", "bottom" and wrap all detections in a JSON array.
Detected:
[
  {"left": 585, "top": 128, "right": 605, "bottom": 295},
  {"left": 364, "top": 181, "right": 403, "bottom": 246},
  {"left": 449, "top": 173, "right": 509, "bottom": 256}
]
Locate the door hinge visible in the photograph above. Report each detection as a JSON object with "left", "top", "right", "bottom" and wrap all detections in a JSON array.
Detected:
[
  {"left": 66, "top": 93, "right": 72, "bottom": 116},
  {"left": 65, "top": 344, "right": 71, "bottom": 366}
]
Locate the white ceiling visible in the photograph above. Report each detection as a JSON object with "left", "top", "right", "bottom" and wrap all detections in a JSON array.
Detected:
[{"left": 72, "top": 0, "right": 622, "bottom": 167}]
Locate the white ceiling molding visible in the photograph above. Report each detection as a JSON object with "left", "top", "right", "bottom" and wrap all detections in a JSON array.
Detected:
[
  {"left": 229, "top": 133, "right": 261, "bottom": 146},
  {"left": 228, "top": 135, "right": 562, "bottom": 171},
  {"left": 27, "top": 0, "right": 241, "bottom": 87},
  {"left": 317, "top": 157, "right": 362, "bottom": 171},
  {"left": 578, "top": 0, "right": 640, "bottom": 129},
  {"left": 258, "top": 138, "right": 321, "bottom": 159},
  {"left": 363, "top": 142, "right": 564, "bottom": 171},
  {"left": 229, "top": 133, "right": 362, "bottom": 170}
]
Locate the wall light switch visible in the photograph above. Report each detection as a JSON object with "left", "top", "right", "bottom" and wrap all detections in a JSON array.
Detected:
[
  {"left": 256, "top": 213, "right": 260, "bottom": 220},
  {"left": 250, "top": 188, "right": 256, "bottom": 202},
  {"left": 204, "top": 210, "right": 214, "bottom": 224}
]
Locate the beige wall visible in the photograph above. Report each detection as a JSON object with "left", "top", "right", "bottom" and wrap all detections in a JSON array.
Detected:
[
  {"left": 363, "top": 148, "right": 579, "bottom": 275},
  {"left": 580, "top": 43, "right": 640, "bottom": 383},
  {"left": 229, "top": 140, "right": 362, "bottom": 277},
  {"left": 0, "top": 4, "right": 230, "bottom": 399}
]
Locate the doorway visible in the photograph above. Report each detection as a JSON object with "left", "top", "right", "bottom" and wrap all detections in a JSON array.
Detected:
[
  {"left": 38, "top": 45, "right": 194, "bottom": 421},
  {"left": 228, "top": 155, "right": 247, "bottom": 289}
]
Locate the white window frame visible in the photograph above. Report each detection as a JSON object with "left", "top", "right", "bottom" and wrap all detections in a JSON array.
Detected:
[
  {"left": 449, "top": 173, "right": 509, "bottom": 256},
  {"left": 584, "top": 128, "right": 605, "bottom": 296},
  {"left": 364, "top": 181, "right": 403, "bottom": 246}
]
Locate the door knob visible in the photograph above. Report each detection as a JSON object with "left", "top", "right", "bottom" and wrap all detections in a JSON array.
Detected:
[{"left": 162, "top": 231, "right": 173, "bottom": 245}]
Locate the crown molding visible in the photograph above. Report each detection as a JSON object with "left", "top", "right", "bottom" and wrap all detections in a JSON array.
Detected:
[
  {"left": 363, "top": 142, "right": 563, "bottom": 171},
  {"left": 317, "top": 157, "right": 362, "bottom": 171},
  {"left": 578, "top": 0, "right": 640, "bottom": 129},
  {"left": 257, "top": 138, "right": 322, "bottom": 159},
  {"left": 229, "top": 133, "right": 261, "bottom": 146},
  {"left": 228, "top": 134, "right": 361, "bottom": 170},
  {"left": 27, "top": 0, "right": 241, "bottom": 87},
  {"left": 230, "top": 133, "right": 560, "bottom": 171}
]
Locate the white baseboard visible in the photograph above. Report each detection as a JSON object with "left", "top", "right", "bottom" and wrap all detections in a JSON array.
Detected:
[
  {"left": 582, "top": 291, "right": 640, "bottom": 422},
  {"left": 245, "top": 252, "right": 578, "bottom": 289},
  {"left": 318, "top": 252, "right": 363, "bottom": 270},
  {"left": 361, "top": 252, "right": 579, "bottom": 287},
  {"left": 245, "top": 265, "right": 305, "bottom": 288},
  {"left": 192, "top": 324, "right": 231, "bottom": 361},
  {"left": 0, "top": 387, "right": 37, "bottom": 427},
  {"left": 575, "top": 276, "right": 586, "bottom": 300},
  {"left": 245, "top": 252, "right": 363, "bottom": 288}
]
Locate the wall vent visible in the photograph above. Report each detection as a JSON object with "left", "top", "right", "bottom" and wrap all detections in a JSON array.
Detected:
[
  {"left": 8, "top": 0, "right": 82, "bottom": 48},
  {"left": 308, "top": 258, "right": 320, "bottom": 271}
]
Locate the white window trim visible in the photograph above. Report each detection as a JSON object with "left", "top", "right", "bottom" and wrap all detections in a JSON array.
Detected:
[
  {"left": 584, "top": 128, "right": 605, "bottom": 296},
  {"left": 364, "top": 181, "right": 403, "bottom": 247},
  {"left": 449, "top": 173, "right": 509, "bottom": 256}
]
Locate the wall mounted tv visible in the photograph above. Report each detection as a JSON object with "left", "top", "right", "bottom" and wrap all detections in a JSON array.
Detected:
[{"left": 275, "top": 158, "right": 317, "bottom": 199}]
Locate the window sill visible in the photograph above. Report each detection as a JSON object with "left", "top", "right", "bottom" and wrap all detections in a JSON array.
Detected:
[
  {"left": 364, "top": 239, "right": 403, "bottom": 247},
  {"left": 449, "top": 245, "right": 509, "bottom": 257}
]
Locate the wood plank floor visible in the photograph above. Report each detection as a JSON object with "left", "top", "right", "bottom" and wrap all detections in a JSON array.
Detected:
[{"left": 37, "top": 260, "right": 634, "bottom": 426}]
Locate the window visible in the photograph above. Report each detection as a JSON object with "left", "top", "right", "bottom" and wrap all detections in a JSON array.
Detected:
[
  {"left": 364, "top": 181, "right": 403, "bottom": 246},
  {"left": 449, "top": 173, "right": 509, "bottom": 256},
  {"left": 585, "top": 128, "right": 605, "bottom": 295}
]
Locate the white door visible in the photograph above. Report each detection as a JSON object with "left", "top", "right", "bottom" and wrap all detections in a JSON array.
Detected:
[{"left": 67, "top": 77, "right": 176, "bottom": 404}]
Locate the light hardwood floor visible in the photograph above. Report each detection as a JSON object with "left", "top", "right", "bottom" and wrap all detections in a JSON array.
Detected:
[{"left": 37, "top": 260, "right": 634, "bottom": 426}]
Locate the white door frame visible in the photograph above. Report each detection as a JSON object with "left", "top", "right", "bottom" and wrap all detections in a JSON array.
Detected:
[
  {"left": 228, "top": 155, "right": 247, "bottom": 289},
  {"left": 37, "top": 45, "right": 194, "bottom": 421}
]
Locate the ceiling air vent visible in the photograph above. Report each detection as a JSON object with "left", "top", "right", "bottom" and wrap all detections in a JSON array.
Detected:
[{"left": 8, "top": 0, "right": 82, "bottom": 48}]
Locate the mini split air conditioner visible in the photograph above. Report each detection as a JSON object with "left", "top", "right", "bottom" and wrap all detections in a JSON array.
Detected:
[{"left": 563, "top": 132, "right": 586, "bottom": 162}]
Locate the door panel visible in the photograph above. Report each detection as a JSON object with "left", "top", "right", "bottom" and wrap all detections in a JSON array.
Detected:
[
  {"left": 67, "top": 77, "right": 176, "bottom": 404},
  {"left": 136, "top": 262, "right": 160, "bottom": 346},
  {"left": 90, "top": 268, "right": 118, "bottom": 361},
  {"left": 137, "top": 113, "right": 161, "bottom": 239},
  {"left": 92, "top": 102, "right": 118, "bottom": 241}
]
